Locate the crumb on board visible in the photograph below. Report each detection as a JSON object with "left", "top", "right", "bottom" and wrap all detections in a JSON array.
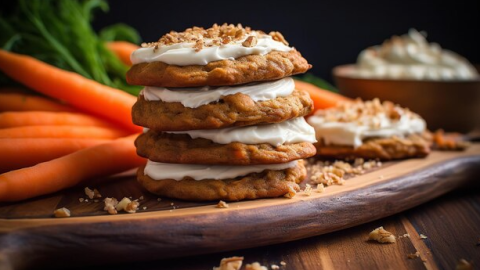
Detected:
[
  {"left": 142, "top": 206, "right": 147, "bottom": 210},
  {"left": 157, "top": 198, "right": 162, "bottom": 201},
  {"left": 213, "top": 256, "right": 244, "bottom": 270},
  {"left": 420, "top": 234, "right": 428, "bottom": 239},
  {"left": 398, "top": 233, "right": 410, "bottom": 239},
  {"left": 368, "top": 226, "right": 396, "bottom": 243},
  {"left": 84, "top": 187, "right": 101, "bottom": 200},
  {"left": 407, "top": 251, "right": 420, "bottom": 259},
  {"left": 304, "top": 184, "right": 313, "bottom": 196},
  {"left": 271, "top": 264, "right": 280, "bottom": 270},
  {"left": 456, "top": 259, "right": 474, "bottom": 270},
  {"left": 104, "top": 197, "right": 119, "bottom": 215},
  {"left": 216, "top": 200, "right": 229, "bottom": 208},
  {"left": 245, "top": 262, "right": 268, "bottom": 270},
  {"left": 316, "top": 183, "right": 325, "bottom": 193},
  {"left": 54, "top": 207, "right": 71, "bottom": 218},
  {"left": 280, "top": 261, "right": 286, "bottom": 266},
  {"left": 139, "top": 196, "right": 144, "bottom": 200},
  {"left": 78, "top": 198, "right": 84, "bottom": 203}
]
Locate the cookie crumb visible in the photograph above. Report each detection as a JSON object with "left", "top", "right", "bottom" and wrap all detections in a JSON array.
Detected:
[
  {"left": 420, "top": 234, "right": 428, "bottom": 239},
  {"left": 245, "top": 262, "right": 268, "bottom": 270},
  {"left": 213, "top": 256, "right": 244, "bottom": 270},
  {"left": 304, "top": 184, "right": 313, "bottom": 196},
  {"left": 316, "top": 183, "right": 325, "bottom": 193},
  {"left": 368, "top": 226, "right": 396, "bottom": 243},
  {"left": 407, "top": 251, "right": 420, "bottom": 259},
  {"left": 216, "top": 200, "right": 229, "bottom": 208},
  {"left": 455, "top": 259, "right": 473, "bottom": 270},
  {"left": 54, "top": 207, "right": 71, "bottom": 218}
]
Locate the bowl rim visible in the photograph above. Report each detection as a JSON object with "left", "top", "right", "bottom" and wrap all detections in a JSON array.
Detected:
[{"left": 332, "top": 64, "right": 480, "bottom": 84}]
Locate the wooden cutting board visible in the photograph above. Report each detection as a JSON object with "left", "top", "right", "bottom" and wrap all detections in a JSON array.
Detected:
[{"left": 1, "top": 145, "right": 480, "bottom": 270}]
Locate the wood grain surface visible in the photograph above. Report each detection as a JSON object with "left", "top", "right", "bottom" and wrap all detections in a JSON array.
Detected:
[{"left": 0, "top": 145, "right": 479, "bottom": 270}]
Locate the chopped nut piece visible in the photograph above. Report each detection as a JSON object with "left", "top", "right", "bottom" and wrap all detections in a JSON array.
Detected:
[
  {"left": 407, "top": 251, "right": 420, "bottom": 259},
  {"left": 142, "top": 206, "right": 147, "bottom": 210},
  {"left": 269, "top": 31, "right": 288, "bottom": 45},
  {"left": 213, "top": 256, "right": 244, "bottom": 270},
  {"left": 316, "top": 183, "right": 325, "bottom": 193},
  {"left": 104, "top": 197, "right": 119, "bottom": 215},
  {"left": 84, "top": 199, "right": 89, "bottom": 202},
  {"left": 456, "top": 259, "right": 473, "bottom": 270},
  {"left": 368, "top": 226, "right": 396, "bottom": 243},
  {"left": 245, "top": 262, "right": 268, "bottom": 270},
  {"left": 242, "top": 36, "right": 257, "bottom": 47},
  {"left": 116, "top": 197, "right": 132, "bottom": 211},
  {"left": 54, "top": 207, "right": 71, "bottom": 218},
  {"left": 398, "top": 233, "right": 410, "bottom": 239},
  {"left": 78, "top": 198, "right": 84, "bottom": 203},
  {"left": 216, "top": 200, "right": 229, "bottom": 208},
  {"left": 139, "top": 196, "right": 144, "bottom": 200},
  {"left": 304, "top": 184, "right": 313, "bottom": 196},
  {"left": 419, "top": 234, "right": 428, "bottom": 239},
  {"left": 271, "top": 265, "right": 280, "bottom": 270},
  {"left": 84, "top": 187, "right": 102, "bottom": 199},
  {"left": 280, "top": 261, "right": 286, "bottom": 266},
  {"left": 125, "top": 201, "right": 140, "bottom": 213},
  {"left": 284, "top": 185, "right": 297, "bottom": 199}
]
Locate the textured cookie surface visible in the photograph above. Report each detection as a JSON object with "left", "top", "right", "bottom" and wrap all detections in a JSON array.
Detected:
[
  {"left": 132, "top": 89, "right": 313, "bottom": 131},
  {"left": 135, "top": 131, "right": 316, "bottom": 165},
  {"left": 127, "top": 50, "right": 311, "bottom": 87},
  {"left": 137, "top": 160, "right": 306, "bottom": 201},
  {"left": 314, "top": 133, "right": 431, "bottom": 160}
]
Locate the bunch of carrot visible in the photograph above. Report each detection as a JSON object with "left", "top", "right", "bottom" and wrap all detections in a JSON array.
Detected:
[{"left": 0, "top": 42, "right": 145, "bottom": 202}]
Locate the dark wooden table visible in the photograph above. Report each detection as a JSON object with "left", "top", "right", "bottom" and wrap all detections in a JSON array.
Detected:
[{"left": 56, "top": 187, "right": 478, "bottom": 270}]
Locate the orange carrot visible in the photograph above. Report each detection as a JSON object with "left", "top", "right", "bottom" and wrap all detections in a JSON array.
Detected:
[
  {"left": 0, "top": 134, "right": 145, "bottom": 202},
  {"left": 0, "top": 92, "right": 76, "bottom": 112},
  {"left": 0, "top": 111, "right": 121, "bottom": 129},
  {"left": 0, "top": 138, "right": 111, "bottom": 173},
  {"left": 0, "top": 125, "right": 130, "bottom": 139},
  {"left": 0, "top": 50, "right": 141, "bottom": 133},
  {"left": 294, "top": 80, "right": 351, "bottom": 114},
  {"left": 106, "top": 41, "right": 139, "bottom": 66}
]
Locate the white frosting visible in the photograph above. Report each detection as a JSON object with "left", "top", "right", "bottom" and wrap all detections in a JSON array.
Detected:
[
  {"left": 144, "top": 160, "right": 297, "bottom": 181},
  {"left": 131, "top": 34, "right": 292, "bottom": 66},
  {"left": 167, "top": 117, "right": 317, "bottom": 146},
  {"left": 142, "top": 77, "right": 295, "bottom": 108},
  {"left": 353, "top": 29, "right": 478, "bottom": 80}
]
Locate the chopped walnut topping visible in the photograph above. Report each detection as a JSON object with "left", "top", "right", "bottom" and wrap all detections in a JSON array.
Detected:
[
  {"left": 125, "top": 201, "right": 140, "bottom": 213},
  {"left": 419, "top": 234, "right": 428, "bottom": 239},
  {"left": 407, "top": 251, "right": 420, "bottom": 259},
  {"left": 84, "top": 187, "right": 101, "bottom": 199},
  {"left": 104, "top": 197, "right": 119, "bottom": 215},
  {"left": 54, "top": 207, "right": 71, "bottom": 218},
  {"left": 284, "top": 185, "right": 297, "bottom": 199},
  {"left": 245, "top": 262, "right": 268, "bottom": 270},
  {"left": 303, "top": 184, "right": 313, "bottom": 196},
  {"left": 271, "top": 265, "right": 280, "bottom": 270},
  {"left": 216, "top": 200, "right": 229, "bottom": 208},
  {"left": 269, "top": 31, "right": 288, "bottom": 45},
  {"left": 456, "top": 259, "right": 473, "bottom": 270},
  {"left": 141, "top": 23, "right": 289, "bottom": 52},
  {"left": 213, "top": 256, "right": 244, "bottom": 270},
  {"left": 368, "top": 226, "right": 396, "bottom": 243},
  {"left": 242, "top": 36, "right": 257, "bottom": 47}
]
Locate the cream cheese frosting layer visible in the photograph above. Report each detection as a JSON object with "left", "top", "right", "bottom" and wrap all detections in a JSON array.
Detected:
[
  {"left": 131, "top": 34, "right": 292, "bottom": 66},
  {"left": 352, "top": 29, "right": 478, "bottom": 80},
  {"left": 144, "top": 160, "right": 297, "bottom": 181},
  {"left": 166, "top": 117, "right": 317, "bottom": 146},
  {"left": 142, "top": 77, "right": 295, "bottom": 108},
  {"left": 307, "top": 99, "right": 426, "bottom": 148}
]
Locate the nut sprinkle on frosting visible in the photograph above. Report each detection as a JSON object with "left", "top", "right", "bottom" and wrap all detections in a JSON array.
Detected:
[{"left": 141, "top": 23, "right": 290, "bottom": 52}]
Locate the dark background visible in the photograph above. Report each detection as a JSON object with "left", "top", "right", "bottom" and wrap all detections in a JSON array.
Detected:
[{"left": 93, "top": 0, "right": 480, "bottom": 82}]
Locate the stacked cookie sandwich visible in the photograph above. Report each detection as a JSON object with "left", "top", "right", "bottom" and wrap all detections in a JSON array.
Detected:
[{"left": 127, "top": 23, "right": 316, "bottom": 201}]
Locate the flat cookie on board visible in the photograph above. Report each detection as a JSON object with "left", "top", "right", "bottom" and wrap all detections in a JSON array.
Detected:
[
  {"left": 135, "top": 131, "right": 316, "bottom": 165},
  {"left": 136, "top": 160, "right": 307, "bottom": 201},
  {"left": 132, "top": 89, "right": 313, "bottom": 131},
  {"left": 314, "top": 133, "right": 431, "bottom": 160}
]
